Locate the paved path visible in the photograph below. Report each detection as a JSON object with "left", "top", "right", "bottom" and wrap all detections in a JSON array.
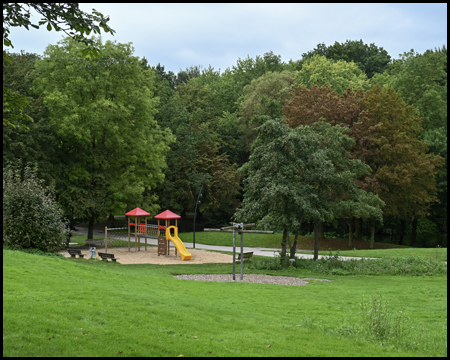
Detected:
[{"left": 73, "top": 227, "right": 376, "bottom": 261}]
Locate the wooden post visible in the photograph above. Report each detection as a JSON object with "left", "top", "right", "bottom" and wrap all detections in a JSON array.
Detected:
[
  {"left": 105, "top": 226, "right": 108, "bottom": 253},
  {"left": 144, "top": 216, "right": 148, "bottom": 252},
  {"left": 128, "top": 216, "right": 131, "bottom": 252},
  {"left": 134, "top": 216, "right": 137, "bottom": 253},
  {"left": 166, "top": 219, "right": 169, "bottom": 256}
]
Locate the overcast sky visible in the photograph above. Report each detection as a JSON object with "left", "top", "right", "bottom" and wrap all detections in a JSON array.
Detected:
[{"left": 7, "top": 3, "right": 447, "bottom": 74}]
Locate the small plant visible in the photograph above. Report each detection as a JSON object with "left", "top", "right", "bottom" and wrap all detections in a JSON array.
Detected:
[{"left": 360, "top": 294, "right": 406, "bottom": 341}]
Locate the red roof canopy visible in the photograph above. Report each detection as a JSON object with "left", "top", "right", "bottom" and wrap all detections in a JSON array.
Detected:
[
  {"left": 125, "top": 207, "right": 150, "bottom": 217},
  {"left": 154, "top": 210, "right": 181, "bottom": 219}
]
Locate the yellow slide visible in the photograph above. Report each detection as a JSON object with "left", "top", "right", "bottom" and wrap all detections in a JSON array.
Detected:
[{"left": 166, "top": 226, "right": 192, "bottom": 261}]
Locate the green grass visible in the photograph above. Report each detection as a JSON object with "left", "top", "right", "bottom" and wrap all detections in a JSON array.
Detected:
[
  {"left": 3, "top": 249, "right": 447, "bottom": 357},
  {"left": 297, "top": 247, "right": 447, "bottom": 261},
  {"left": 183, "top": 231, "right": 410, "bottom": 250}
]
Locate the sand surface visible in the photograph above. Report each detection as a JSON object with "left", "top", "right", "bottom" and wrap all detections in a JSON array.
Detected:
[{"left": 61, "top": 246, "right": 233, "bottom": 265}]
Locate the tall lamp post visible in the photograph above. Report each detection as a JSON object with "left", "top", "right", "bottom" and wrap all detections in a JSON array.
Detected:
[{"left": 193, "top": 184, "right": 203, "bottom": 249}]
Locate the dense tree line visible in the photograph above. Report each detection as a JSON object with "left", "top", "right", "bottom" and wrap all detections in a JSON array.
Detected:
[{"left": 3, "top": 33, "right": 447, "bottom": 251}]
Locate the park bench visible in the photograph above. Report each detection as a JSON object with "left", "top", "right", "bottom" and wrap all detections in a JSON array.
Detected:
[
  {"left": 67, "top": 249, "right": 85, "bottom": 258},
  {"left": 98, "top": 252, "right": 118, "bottom": 262},
  {"left": 235, "top": 252, "right": 254, "bottom": 261}
]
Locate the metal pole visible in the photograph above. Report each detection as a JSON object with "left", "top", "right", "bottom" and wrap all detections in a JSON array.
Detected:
[
  {"left": 232, "top": 225, "right": 237, "bottom": 281},
  {"left": 193, "top": 184, "right": 203, "bottom": 249},
  {"left": 240, "top": 223, "right": 244, "bottom": 280}
]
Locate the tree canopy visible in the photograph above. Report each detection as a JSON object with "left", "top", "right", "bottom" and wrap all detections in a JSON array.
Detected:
[
  {"left": 33, "top": 37, "right": 173, "bottom": 238},
  {"left": 293, "top": 54, "right": 370, "bottom": 94}
]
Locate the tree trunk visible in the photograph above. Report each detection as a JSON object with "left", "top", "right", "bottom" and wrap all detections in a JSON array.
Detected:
[
  {"left": 346, "top": 218, "right": 354, "bottom": 248},
  {"left": 399, "top": 219, "right": 406, "bottom": 246},
  {"left": 281, "top": 228, "right": 289, "bottom": 265},
  {"left": 369, "top": 219, "right": 376, "bottom": 249},
  {"left": 313, "top": 219, "right": 320, "bottom": 260},
  {"left": 319, "top": 220, "right": 324, "bottom": 240},
  {"left": 354, "top": 217, "right": 362, "bottom": 241},
  {"left": 88, "top": 214, "right": 95, "bottom": 239},
  {"left": 108, "top": 213, "right": 116, "bottom": 228},
  {"left": 411, "top": 217, "right": 417, "bottom": 247},
  {"left": 289, "top": 232, "right": 298, "bottom": 259}
]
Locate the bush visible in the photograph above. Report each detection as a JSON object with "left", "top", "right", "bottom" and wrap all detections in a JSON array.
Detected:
[{"left": 3, "top": 163, "right": 68, "bottom": 253}]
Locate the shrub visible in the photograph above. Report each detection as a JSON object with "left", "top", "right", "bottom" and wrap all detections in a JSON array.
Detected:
[{"left": 3, "top": 163, "right": 68, "bottom": 252}]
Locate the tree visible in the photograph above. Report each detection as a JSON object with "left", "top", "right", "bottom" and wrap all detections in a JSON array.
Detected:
[
  {"left": 235, "top": 118, "right": 383, "bottom": 261},
  {"left": 237, "top": 70, "right": 295, "bottom": 156},
  {"left": 231, "top": 51, "right": 287, "bottom": 88},
  {"left": 3, "top": 3, "right": 115, "bottom": 129},
  {"left": 361, "top": 85, "right": 443, "bottom": 230},
  {"left": 3, "top": 3, "right": 114, "bottom": 53},
  {"left": 33, "top": 37, "right": 173, "bottom": 239},
  {"left": 302, "top": 40, "right": 391, "bottom": 78},
  {"left": 284, "top": 83, "right": 443, "bottom": 246},
  {"left": 372, "top": 48, "right": 447, "bottom": 241},
  {"left": 3, "top": 162, "right": 68, "bottom": 252},
  {"left": 3, "top": 51, "right": 58, "bottom": 184},
  {"left": 293, "top": 55, "right": 370, "bottom": 94}
]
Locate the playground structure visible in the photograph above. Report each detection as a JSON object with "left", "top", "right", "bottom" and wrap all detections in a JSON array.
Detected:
[
  {"left": 155, "top": 210, "right": 192, "bottom": 261},
  {"left": 104, "top": 208, "right": 192, "bottom": 261}
]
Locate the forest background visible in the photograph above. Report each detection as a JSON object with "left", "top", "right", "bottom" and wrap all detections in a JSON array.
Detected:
[{"left": 3, "top": 11, "right": 447, "bottom": 249}]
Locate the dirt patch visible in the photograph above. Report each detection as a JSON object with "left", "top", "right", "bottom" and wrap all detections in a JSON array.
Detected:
[
  {"left": 60, "top": 247, "right": 233, "bottom": 265},
  {"left": 174, "top": 274, "right": 332, "bottom": 286}
]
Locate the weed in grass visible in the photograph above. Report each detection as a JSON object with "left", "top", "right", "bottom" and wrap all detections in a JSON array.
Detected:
[{"left": 360, "top": 294, "right": 406, "bottom": 341}]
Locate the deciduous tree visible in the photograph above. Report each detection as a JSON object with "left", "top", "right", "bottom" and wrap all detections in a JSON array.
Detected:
[
  {"left": 293, "top": 54, "right": 370, "bottom": 94},
  {"left": 33, "top": 37, "right": 173, "bottom": 238}
]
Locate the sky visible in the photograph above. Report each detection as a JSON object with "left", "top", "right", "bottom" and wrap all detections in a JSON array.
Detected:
[{"left": 6, "top": 3, "right": 447, "bottom": 74}]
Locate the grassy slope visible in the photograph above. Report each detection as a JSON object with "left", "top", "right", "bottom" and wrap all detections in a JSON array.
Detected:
[{"left": 3, "top": 250, "right": 447, "bottom": 357}]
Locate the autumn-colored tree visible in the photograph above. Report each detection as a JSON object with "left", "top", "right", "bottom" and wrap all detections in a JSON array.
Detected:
[
  {"left": 361, "top": 85, "right": 443, "bottom": 223},
  {"left": 284, "top": 83, "right": 443, "bottom": 247}
]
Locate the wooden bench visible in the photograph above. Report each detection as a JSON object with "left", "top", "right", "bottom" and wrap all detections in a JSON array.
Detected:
[
  {"left": 235, "top": 252, "right": 254, "bottom": 261},
  {"left": 67, "top": 249, "right": 85, "bottom": 258},
  {"left": 98, "top": 252, "right": 118, "bottom": 262}
]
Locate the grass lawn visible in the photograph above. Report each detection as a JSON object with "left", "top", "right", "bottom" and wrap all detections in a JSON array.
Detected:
[
  {"left": 297, "top": 247, "right": 448, "bottom": 261},
  {"left": 180, "top": 231, "right": 411, "bottom": 250},
  {"left": 3, "top": 249, "right": 447, "bottom": 357}
]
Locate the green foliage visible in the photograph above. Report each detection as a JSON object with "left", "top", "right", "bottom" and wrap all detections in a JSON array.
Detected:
[
  {"left": 416, "top": 218, "right": 440, "bottom": 235},
  {"left": 3, "top": 3, "right": 115, "bottom": 129},
  {"left": 3, "top": 51, "right": 57, "bottom": 185},
  {"left": 231, "top": 51, "right": 287, "bottom": 88},
  {"left": 3, "top": 162, "right": 68, "bottom": 252},
  {"left": 3, "top": 3, "right": 115, "bottom": 53},
  {"left": 33, "top": 37, "right": 174, "bottom": 232},
  {"left": 236, "top": 118, "right": 383, "bottom": 260},
  {"left": 302, "top": 40, "right": 391, "bottom": 78},
  {"left": 290, "top": 253, "right": 447, "bottom": 276},
  {"left": 293, "top": 54, "right": 370, "bottom": 94}
]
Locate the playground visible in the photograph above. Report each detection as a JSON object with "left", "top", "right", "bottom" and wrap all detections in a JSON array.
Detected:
[
  {"left": 62, "top": 207, "right": 235, "bottom": 265},
  {"left": 59, "top": 247, "right": 233, "bottom": 265}
]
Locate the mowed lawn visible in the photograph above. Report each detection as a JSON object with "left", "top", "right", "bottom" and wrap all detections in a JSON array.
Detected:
[{"left": 3, "top": 249, "right": 447, "bottom": 357}]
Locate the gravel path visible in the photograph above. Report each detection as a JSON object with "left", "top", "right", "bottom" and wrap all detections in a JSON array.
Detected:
[{"left": 174, "top": 274, "right": 332, "bottom": 286}]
